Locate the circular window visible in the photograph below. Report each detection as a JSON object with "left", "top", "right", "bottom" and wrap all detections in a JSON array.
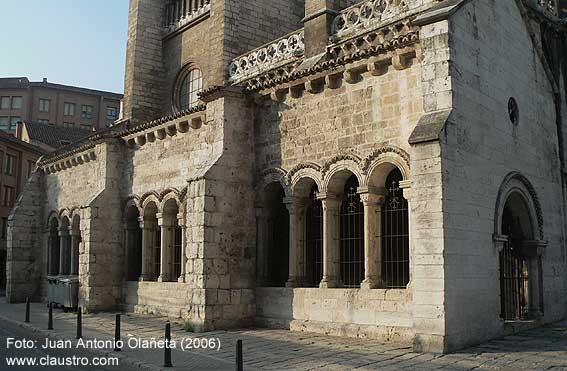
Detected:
[
  {"left": 173, "top": 67, "right": 203, "bottom": 112},
  {"left": 508, "top": 97, "right": 519, "bottom": 126}
]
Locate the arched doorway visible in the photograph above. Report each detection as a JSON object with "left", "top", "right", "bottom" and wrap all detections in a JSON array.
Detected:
[
  {"left": 495, "top": 173, "right": 546, "bottom": 321},
  {"left": 500, "top": 193, "right": 533, "bottom": 320}
]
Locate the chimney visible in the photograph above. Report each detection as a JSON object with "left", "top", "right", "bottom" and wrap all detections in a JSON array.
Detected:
[
  {"left": 42, "top": 78, "right": 47, "bottom": 83},
  {"left": 15, "top": 121, "right": 23, "bottom": 140},
  {"left": 303, "top": 0, "right": 340, "bottom": 58}
]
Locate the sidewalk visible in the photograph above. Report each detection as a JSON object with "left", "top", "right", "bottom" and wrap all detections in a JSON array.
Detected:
[{"left": 0, "top": 297, "right": 566, "bottom": 370}]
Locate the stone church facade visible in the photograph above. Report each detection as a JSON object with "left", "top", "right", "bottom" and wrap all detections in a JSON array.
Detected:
[{"left": 5, "top": 0, "right": 567, "bottom": 353}]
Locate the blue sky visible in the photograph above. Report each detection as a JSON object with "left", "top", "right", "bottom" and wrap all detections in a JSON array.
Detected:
[{"left": 0, "top": 0, "right": 129, "bottom": 94}]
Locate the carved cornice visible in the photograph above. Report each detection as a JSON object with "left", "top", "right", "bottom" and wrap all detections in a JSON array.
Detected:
[{"left": 286, "top": 162, "right": 321, "bottom": 182}]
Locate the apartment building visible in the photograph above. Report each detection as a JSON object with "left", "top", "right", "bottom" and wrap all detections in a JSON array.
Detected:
[{"left": 0, "top": 77, "right": 123, "bottom": 133}]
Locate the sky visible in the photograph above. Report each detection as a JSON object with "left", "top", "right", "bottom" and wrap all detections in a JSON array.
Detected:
[{"left": 0, "top": 0, "right": 129, "bottom": 94}]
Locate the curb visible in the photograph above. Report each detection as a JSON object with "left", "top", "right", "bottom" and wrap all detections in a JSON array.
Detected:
[{"left": 0, "top": 313, "right": 165, "bottom": 371}]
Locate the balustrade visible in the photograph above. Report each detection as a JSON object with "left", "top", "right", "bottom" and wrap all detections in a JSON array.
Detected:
[
  {"left": 228, "top": 30, "right": 305, "bottom": 83},
  {"left": 164, "top": 0, "right": 211, "bottom": 33}
]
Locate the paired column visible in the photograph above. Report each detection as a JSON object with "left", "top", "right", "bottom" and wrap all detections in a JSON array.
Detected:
[
  {"left": 139, "top": 217, "right": 155, "bottom": 281},
  {"left": 319, "top": 193, "right": 341, "bottom": 288},
  {"left": 359, "top": 189, "right": 386, "bottom": 290},
  {"left": 157, "top": 213, "right": 173, "bottom": 282},
  {"left": 284, "top": 197, "right": 307, "bottom": 288},
  {"left": 177, "top": 213, "right": 187, "bottom": 283}
]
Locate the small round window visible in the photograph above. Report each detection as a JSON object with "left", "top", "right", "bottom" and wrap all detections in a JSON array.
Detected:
[
  {"left": 508, "top": 97, "right": 519, "bottom": 126},
  {"left": 176, "top": 68, "right": 202, "bottom": 111}
]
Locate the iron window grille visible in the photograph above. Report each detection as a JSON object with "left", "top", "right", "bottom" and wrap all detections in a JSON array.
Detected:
[
  {"left": 381, "top": 168, "right": 410, "bottom": 289},
  {"left": 303, "top": 185, "right": 323, "bottom": 287},
  {"left": 339, "top": 175, "right": 364, "bottom": 288}
]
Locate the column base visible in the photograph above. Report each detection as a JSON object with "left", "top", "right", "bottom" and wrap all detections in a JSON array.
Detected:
[
  {"left": 361, "top": 278, "right": 381, "bottom": 290},
  {"left": 157, "top": 276, "right": 170, "bottom": 283},
  {"left": 177, "top": 274, "right": 186, "bottom": 283},
  {"left": 139, "top": 275, "right": 152, "bottom": 282},
  {"left": 319, "top": 277, "right": 341, "bottom": 288},
  {"left": 286, "top": 277, "right": 302, "bottom": 288}
]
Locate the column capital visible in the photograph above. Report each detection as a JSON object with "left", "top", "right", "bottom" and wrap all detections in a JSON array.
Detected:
[
  {"left": 58, "top": 227, "right": 69, "bottom": 236},
  {"left": 157, "top": 213, "right": 175, "bottom": 227},
  {"left": 317, "top": 192, "right": 341, "bottom": 210},
  {"left": 138, "top": 217, "right": 156, "bottom": 229},
  {"left": 283, "top": 196, "right": 308, "bottom": 214},
  {"left": 358, "top": 187, "right": 387, "bottom": 206}
]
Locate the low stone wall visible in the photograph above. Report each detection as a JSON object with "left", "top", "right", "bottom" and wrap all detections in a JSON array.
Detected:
[
  {"left": 122, "top": 281, "right": 203, "bottom": 326},
  {"left": 256, "top": 287, "right": 413, "bottom": 343}
]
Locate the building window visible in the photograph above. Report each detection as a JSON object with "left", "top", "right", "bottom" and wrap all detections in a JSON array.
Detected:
[
  {"left": 0, "top": 117, "right": 8, "bottom": 130},
  {"left": 39, "top": 99, "right": 50, "bottom": 113},
  {"left": 106, "top": 107, "right": 118, "bottom": 120},
  {"left": 64, "top": 102, "right": 75, "bottom": 116},
  {"left": 176, "top": 68, "right": 202, "bottom": 111},
  {"left": 11, "top": 97, "right": 22, "bottom": 110},
  {"left": 63, "top": 122, "right": 75, "bottom": 128},
  {"left": 59, "top": 140, "right": 72, "bottom": 146},
  {"left": 27, "top": 160, "right": 35, "bottom": 178},
  {"left": 9, "top": 117, "right": 21, "bottom": 131},
  {"left": 0, "top": 97, "right": 10, "bottom": 110},
  {"left": 3, "top": 186, "right": 14, "bottom": 207},
  {"left": 381, "top": 168, "right": 410, "bottom": 289},
  {"left": 81, "top": 105, "right": 93, "bottom": 119},
  {"left": 5, "top": 154, "right": 16, "bottom": 176},
  {"left": 38, "top": 119, "right": 49, "bottom": 124},
  {"left": 339, "top": 175, "right": 364, "bottom": 288},
  {"left": 1, "top": 217, "right": 7, "bottom": 239}
]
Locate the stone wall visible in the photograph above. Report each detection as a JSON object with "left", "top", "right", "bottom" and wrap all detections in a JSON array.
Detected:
[
  {"left": 256, "top": 287, "right": 413, "bottom": 343},
  {"left": 254, "top": 58, "right": 423, "bottom": 172},
  {"left": 6, "top": 172, "right": 44, "bottom": 303},
  {"left": 441, "top": 0, "right": 567, "bottom": 351},
  {"left": 123, "top": 0, "right": 166, "bottom": 126}
]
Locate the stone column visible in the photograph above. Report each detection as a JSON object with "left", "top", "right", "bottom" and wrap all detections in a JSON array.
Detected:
[
  {"left": 69, "top": 228, "right": 81, "bottom": 276},
  {"left": 177, "top": 213, "right": 186, "bottom": 283},
  {"left": 359, "top": 190, "right": 386, "bottom": 289},
  {"left": 157, "top": 213, "right": 173, "bottom": 282},
  {"left": 139, "top": 217, "right": 154, "bottom": 281},
  {"left": 319, "top": 193, "right": 341, "bottom": 288},
  {"left": 58, "top": 227, "right": 69, "bottom": 275},
  {"left": 284, "top": 197, "right": 307, "bottom": 287}
]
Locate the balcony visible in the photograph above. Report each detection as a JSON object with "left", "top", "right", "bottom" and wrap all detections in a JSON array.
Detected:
[{"left": 164, "top": 0, "right": 211, "bottom": 36}]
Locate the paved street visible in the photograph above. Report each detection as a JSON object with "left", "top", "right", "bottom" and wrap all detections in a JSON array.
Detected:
[{"left": 0, "top": 298, "right": 565, "bottom": 370}]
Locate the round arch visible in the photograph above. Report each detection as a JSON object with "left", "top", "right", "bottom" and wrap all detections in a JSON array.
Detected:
[{"left": 494, "top": 172, "right": 543, "bottom": 240}]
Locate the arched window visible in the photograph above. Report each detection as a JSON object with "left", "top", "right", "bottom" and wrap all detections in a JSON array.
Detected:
[
  {"left": 339, "top": 175, "right": 364, "bottom": 287},
  {"left": 381, "top": 168, "right": 409, "bottom": 288},
  {"left": 173, "top": 225, "right": 183, "bottom": 279},
  {"left": 48, "top": 218, "right": 60, "bottom": 276},
  {"left": 178, "top": 68, "right": 202, "bottom": 111},
  {"left": 304, "top": 185, "right": 323, "bottom": 287}
]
